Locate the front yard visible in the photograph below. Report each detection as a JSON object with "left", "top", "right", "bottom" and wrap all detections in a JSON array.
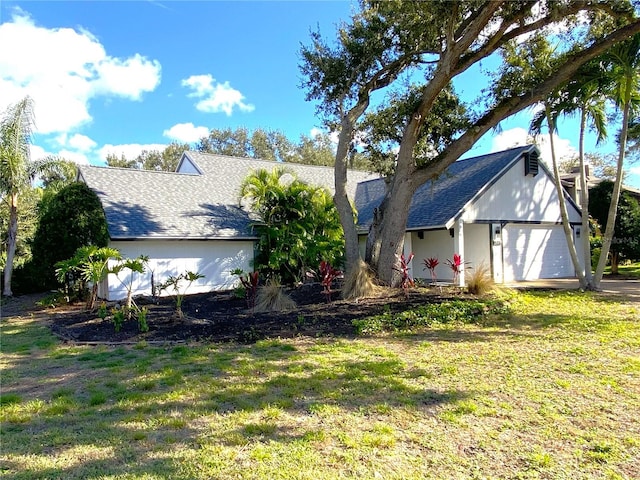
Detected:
[{"left": 1, "top": 289, "right": 639, "bottom": 479}]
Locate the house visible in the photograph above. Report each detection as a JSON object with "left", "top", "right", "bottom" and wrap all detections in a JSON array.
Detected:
[
  {"left": 77, "top": 152, "right": 377, "bottom": 300},
  {"left": 355, "top": 144, "right": 585, "bottom": 285},
  {"left": 79, "top": 145, "right": 585, "bottom": 300}
]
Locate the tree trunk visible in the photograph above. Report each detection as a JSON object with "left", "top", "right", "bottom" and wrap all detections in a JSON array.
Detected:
[
  {"left": 546, "top": 107, "right": 587, "bottom": 289},
  {"left": 369, "top": 146, "right": 418, "bottom": 287},
  {"left": 578, "top": 108, "right": 595, "bottom": 289},
  {"left": 3, "top": 193, "right": 18, "bottom": 297},
  {"left": 594, "top": 100, "right": 630, "bottom": 286}
]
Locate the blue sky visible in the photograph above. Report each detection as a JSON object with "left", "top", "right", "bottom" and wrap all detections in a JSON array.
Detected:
[{"left": 1, "top": 0, "right": 638, "bottom": 188}]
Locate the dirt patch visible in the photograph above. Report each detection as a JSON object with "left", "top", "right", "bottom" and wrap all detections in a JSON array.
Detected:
[{"left": 8, "top": 284, "right": 464, "bottom": 344}]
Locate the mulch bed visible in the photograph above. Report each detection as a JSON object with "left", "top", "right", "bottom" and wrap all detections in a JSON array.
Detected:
[{"left": 42, "top": 283, "right": 461, "bottom": 344}]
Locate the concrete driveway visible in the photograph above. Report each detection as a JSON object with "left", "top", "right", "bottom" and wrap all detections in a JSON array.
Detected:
[{"left": 506, "top": 277, "right": 640, "bottom": 303}]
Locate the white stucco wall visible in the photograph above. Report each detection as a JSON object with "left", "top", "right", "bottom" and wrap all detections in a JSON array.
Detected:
[
  {"left": 463, "top": 157, "right": 581, "bottom": 224},
  {"left": 103, "top": 239, "right": 254, "bottom": 301},
  {"left": 411, "top": 225, "right": 490, "bottom": 283}
]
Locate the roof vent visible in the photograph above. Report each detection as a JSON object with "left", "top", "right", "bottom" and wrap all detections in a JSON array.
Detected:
[{"left": 524, "top": 150, "right": 539, "bottom": 177}]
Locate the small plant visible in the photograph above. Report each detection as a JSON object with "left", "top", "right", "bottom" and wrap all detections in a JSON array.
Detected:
[
  {"left": 446, "top": 253, "right": 470, "bottom": 285},
  {"left": 466, "top": 262, "right": 494, "bottom": 296},
  {"left": 97, "top": 302, "right": 108, "bottom": 320},
  {"left": 111, "top": 307, "right": 125, "bottom": 332},
  {"left": 394, "top": 252, "right": 414, "bottom": 298},
  {"left": 231, "top": 268, "right": 259, "bottom": 310},
  {"left": 157, "top": 270, "right": 205, "bottom": 319},
  {"left": 423, "top": 257, "right": 439, "bottom": 284},
  {"left": 254, "top": 278, "right": 296, "bottom": 313},
  {"left": 318, "top": 260, "right": 342, "bottom": 303},
  {"left": 137, "top": 306, "right": 149, "bottom": 332},
  {"left": 342, "top": 258, "right": 377, "bottom": 300}
]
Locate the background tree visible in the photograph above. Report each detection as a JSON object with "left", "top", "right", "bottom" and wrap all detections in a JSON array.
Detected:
[
  {"left": 106, "top": 142, "right": 189, "bottom": 171},
  {"left": 30, "top": 182, "right": 109, "bottom": 291},
  {"left": 0, "top": 96, "right": 64, "bottom": 296},
  {"left": 239, "top": 168, "right": 344, "bottom": 285},
  {"left": 589, "top": 180, "right": 640, "bottom": 273},
  {"left": 300, "top": 0, "right": 640, "bottom": 288}
]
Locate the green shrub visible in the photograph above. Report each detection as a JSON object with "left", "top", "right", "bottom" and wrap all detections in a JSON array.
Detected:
[{"left": 352, "top": 299, "right": 509, "bottom": 334}]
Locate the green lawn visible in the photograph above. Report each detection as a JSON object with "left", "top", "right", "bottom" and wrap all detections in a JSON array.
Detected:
[{"left": 1, "top": 290, "right": 639, "bottom": 479}]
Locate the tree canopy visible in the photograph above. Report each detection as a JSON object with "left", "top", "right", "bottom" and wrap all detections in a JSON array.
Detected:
[{"left": 299, "top": 0, "right": 640, "bottom": 288}]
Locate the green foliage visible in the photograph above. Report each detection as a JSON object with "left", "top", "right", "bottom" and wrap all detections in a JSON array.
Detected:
[
  {"left": 231, "top": 268, "right": 259, "bottom": 310},
  {"left": 97, "top": 302, "right": 108, "bottom": 320},
  {"left": 111, "top": 307, "right": 125, "bottom": 332},
  {"left": 30, "top": 182, "right": 109, "bottom": 290},
  {"left": 55, "top": 246, "right": 121, "bottom": 310},
  {"left": 157, "top": 270, "right": 205, "bottom": 319},
  {"left": 106, "top": 142, "right": 189, "bottom": 171},
  {"left": 240, "top": 168, "right": 344, "bottom": 285},
  {"left": 352, "top": 298, "right": 509, "bottom": 334},
  {"left": 137, "top": 306, "right": 149, "bottom": 333},
  {"left": 589, "top": 180, "right": 640, "bottom": 267}
]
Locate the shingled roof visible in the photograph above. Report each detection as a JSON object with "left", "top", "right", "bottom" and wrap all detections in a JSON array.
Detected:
[
  {"left": 79, "top": 152, "right": 378, "bottom": 240},
  {"left": 354, "top": 145, "right": 538, "bottom": 232}
]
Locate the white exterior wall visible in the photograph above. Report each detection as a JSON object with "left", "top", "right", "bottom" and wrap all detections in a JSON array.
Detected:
[
  {"left": 463, "top": 157, "right": 581, "bottom": 224},
  {"left": 103, "top": 239, "right": 254, "bottom": 301},
  {"left": 411, "top": 225, "right": 490, "bottom": 283}
]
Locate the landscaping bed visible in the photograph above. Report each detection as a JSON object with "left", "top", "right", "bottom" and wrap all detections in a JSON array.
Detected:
[{"left": 44, "top": 283, "right": 472, "bottom": 344}]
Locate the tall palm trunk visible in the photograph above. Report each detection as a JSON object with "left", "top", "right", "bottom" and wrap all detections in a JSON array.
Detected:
[
  {"left": 3, "top": 193, "right": 19, "bottom": 296},
  {"left": 578, "top": 107, "right": 595, "bottom": 289},
  {"left": 546, "top": 106, "right": 587, "bottom": 288},
  {"left": 594, "top": 100, "right": 631, "bottom": 285}
]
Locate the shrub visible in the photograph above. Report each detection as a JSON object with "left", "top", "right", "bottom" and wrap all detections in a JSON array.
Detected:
[
  {"left": 112, "top": 307, "right": 126, "bottom": 332},
  {"left": 254, "top": 278, "right": 296, "bottom": 313},
  {"left": 352, "top": 299, "right": 509, "bottom": 334},
  {"left": 137, "top": 306, "right": 149, "bottom": 332},
  {"left": 342, "top": 258, "right": 377, "bottom": 300},
  {"left": 466, "top": 262, "right": 494, "bottom": 296}
]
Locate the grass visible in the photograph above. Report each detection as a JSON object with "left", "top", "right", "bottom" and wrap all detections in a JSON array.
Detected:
[
  {"left": 1, "top": 290, "right": 639, "bottom": 479},
  {"left": 608, "top": 261, "right": 640, "bottom": 278}
]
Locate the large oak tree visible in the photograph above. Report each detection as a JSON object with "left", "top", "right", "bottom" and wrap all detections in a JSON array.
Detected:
[{"left": 300, "top": 0, "right": 640, "bottom": 287}]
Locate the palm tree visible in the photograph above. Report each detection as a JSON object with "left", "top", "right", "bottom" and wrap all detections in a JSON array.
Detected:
[
  {"left": 594, "top": 33, "right": 640, "bottom": 287},
  {"left": 0, "top": 96, "right": 63, "bottom": 296},
  {"left": 532, "top": 60, "right": 610, "bottom": 290}
]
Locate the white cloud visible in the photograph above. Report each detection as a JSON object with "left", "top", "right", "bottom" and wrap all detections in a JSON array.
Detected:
[
  {"left": 163, "top": 123, "right": 209, "bottom": 143},
  {"left": 182, "top": 74, "right": 254, "bottom": 116},
  {"left": 68, "top": 134, "right": 97, "bottom": 152},
  {"left": 491, "top": 127, "right": 578, "bottom": 168},
  {"left": 0, "top": 10, "right": 161, "bottom": 134},
  {"left": 98, "top": 143, "right": 167, "bottom": 163}
]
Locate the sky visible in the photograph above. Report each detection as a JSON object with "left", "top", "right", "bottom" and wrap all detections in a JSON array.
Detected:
[{"left": 1, "top": 0, "right": 638, "bottom": 189}]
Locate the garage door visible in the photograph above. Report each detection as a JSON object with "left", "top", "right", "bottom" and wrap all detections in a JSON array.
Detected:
[{"left": 502, "top": 225, "right": 574, "bottom": 282}]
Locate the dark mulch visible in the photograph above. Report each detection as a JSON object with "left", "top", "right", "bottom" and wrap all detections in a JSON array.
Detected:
[{"left": 38, "top": 283, "right": 460, "bottom": 344}]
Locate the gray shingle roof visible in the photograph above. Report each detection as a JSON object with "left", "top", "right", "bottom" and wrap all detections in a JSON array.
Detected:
[
  {"left": 79, "top": 152, "right": 378, "bottom": 240},
  {"left": 355, "top": 145, "right": 536, "bottom": 231}
]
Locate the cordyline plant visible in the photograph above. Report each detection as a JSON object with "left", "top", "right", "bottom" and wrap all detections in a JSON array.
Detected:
[
  {"left": 318, "top": 260, "right": 342, "bottom": 303},
  {"left": 231, "top": 268, "right": 260, "bottom": 311},
  {"left": 157, "top": 270, "right": 205, "bottom": 319},
  {"left": 423, "top": 257, "right": 439, "bottom": 284},
  {"left": 394, "top": 252, "right": 415, "bottom": 298},
  {"left": 446, "top": 253, "right": 469, "bottom": 285}
]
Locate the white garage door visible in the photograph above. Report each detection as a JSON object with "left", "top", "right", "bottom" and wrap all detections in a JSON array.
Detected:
[{"left": 503, "top": 225, "right": 574, "bottom": 282}]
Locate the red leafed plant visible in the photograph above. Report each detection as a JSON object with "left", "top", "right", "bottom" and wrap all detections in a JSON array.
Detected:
[
  {"left": 446, "top": 253, "right": 469, "bottom": 285},
  {"left": 394, "top": 252, "right": 415, "bottom": 298},
  {"left": 423, "top": 257, "right": 439, "bottom": 284},
  {"left": 319, "top": 260, "right": 342, "bottom": 303}
]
